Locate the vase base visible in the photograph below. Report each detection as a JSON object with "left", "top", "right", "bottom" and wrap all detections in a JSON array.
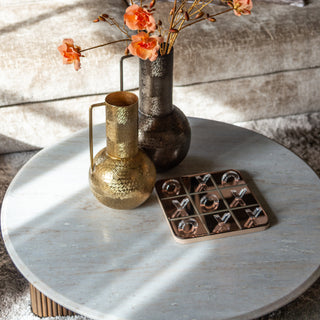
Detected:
[
  {"left": 89, "top": 149, "right": 156, "bottom": 209},
  {"left": 138, "top": 106, "right": 191, "bottom": 172}
]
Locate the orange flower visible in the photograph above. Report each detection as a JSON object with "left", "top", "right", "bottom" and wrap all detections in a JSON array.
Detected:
[
  {"left": 124, "top": 4, "right": 156, "bottom": 33},
  {"left": 58, "top": 39, "right": 83, "bottom": 71},
  {"left": 230, "top": 0, "right": 253, "bottom": 16},
  {"left": 128, "top": 32, "right": 162, "bottom": 62}
]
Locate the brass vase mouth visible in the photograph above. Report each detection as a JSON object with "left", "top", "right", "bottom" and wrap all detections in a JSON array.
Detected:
[{"left": 105, "top": 91, "right": 138, "bottom": 107}]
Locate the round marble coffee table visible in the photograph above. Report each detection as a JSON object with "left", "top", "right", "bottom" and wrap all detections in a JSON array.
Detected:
[{"left": 2, "top": 118, "right": 320, "bottom": 320}]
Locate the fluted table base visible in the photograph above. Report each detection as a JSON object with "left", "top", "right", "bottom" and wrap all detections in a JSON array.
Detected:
[{"left": 30, "top": 284, "right": 75, "bottom": 318}]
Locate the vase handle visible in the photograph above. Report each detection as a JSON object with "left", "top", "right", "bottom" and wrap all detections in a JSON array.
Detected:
[
  {"left": 89, "top": 102, "right": 106, "bottom": 171},
  {"left": 119, "top": 54, "right": 134, "bottom": 91}
]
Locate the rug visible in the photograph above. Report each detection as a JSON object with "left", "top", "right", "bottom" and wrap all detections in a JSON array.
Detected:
[{"left": 1, "top": 111, "right": 320, "bottom": 320}]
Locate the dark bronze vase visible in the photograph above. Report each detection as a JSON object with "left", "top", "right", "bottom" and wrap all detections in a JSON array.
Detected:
[{"left": 138, "top": 49, "right": 191, "bottom": 172}]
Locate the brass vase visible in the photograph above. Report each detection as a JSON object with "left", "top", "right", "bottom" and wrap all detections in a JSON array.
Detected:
[
  {"left": 139, "top": 49, "right": 191, "bottom": 172},
  {"left": 89, "top": 91, "right": 156, "bottom": 210}
]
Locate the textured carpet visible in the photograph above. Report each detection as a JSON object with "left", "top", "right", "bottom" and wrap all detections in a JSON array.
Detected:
[{"left": 1, "top": 112, "right": 320, "bottom": 320}]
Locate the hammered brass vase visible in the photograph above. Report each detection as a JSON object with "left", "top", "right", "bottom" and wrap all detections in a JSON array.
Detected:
[
  {"left": 89, "top": 91, "right": 156, "bottom": 210},
  {"left": 139, "top": 49, "right": 191, "bottom": 172}
]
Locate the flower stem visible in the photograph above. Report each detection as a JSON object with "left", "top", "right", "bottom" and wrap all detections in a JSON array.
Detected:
[
  {"left": 190, "top": 0, "right": 214, "bottom": 18},
  {"left": 180, "top": 8, "right": 233, "bottom": 31},
  {"left": 213, "top": 7, "right": 234, "bottom": 17},
  {"left": 165, "top": 0, "right": 177, "bottom": 54},
  {"left": 80, "top": 38, "right": 130, "bottom": 53}
]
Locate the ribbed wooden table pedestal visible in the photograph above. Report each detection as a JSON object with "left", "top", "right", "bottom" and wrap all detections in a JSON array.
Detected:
[{"left": 30, "top": 284, "right": 75, "bottom": 317}]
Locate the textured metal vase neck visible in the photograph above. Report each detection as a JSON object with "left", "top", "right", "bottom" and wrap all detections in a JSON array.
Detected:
[
  {"left": 105, "top": 91, "right": 138, "bottom": 159},
  {"left": 139, "top": 50, "right": 174, "bottom": 117}
]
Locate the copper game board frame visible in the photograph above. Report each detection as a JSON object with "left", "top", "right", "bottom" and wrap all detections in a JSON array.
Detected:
[{"left": 155, "top": 169, "right": 270, "bottom": 243}]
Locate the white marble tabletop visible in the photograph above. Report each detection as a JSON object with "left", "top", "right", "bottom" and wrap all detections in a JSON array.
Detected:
[{"left": 1, "top": 118, "right": 320, "bottom": 320}]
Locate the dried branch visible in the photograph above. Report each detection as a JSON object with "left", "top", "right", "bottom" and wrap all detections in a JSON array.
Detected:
[{"left": 80, "top": 39, "right": 130, "bottom": 53}]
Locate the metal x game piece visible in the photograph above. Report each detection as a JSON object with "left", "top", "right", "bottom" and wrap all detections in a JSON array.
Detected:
[
  {"left": 195, "top": 174, "right": 211, "bottom": 192},
  {"left": 213, "top": 212, "right": 231, "bottom": 233},
  {"left": 171, "top": 197, "right": 190, "bottom": 218},
  {"left": 244, "top": 207, "right": 263, "bottom": 228},
  {"left": 230, "top": 188, "right": 247, "bottom": 208}
]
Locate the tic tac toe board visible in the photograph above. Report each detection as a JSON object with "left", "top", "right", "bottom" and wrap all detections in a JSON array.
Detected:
[{"left": 155, "top": 169, "right": 270, "bottom": 243}]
